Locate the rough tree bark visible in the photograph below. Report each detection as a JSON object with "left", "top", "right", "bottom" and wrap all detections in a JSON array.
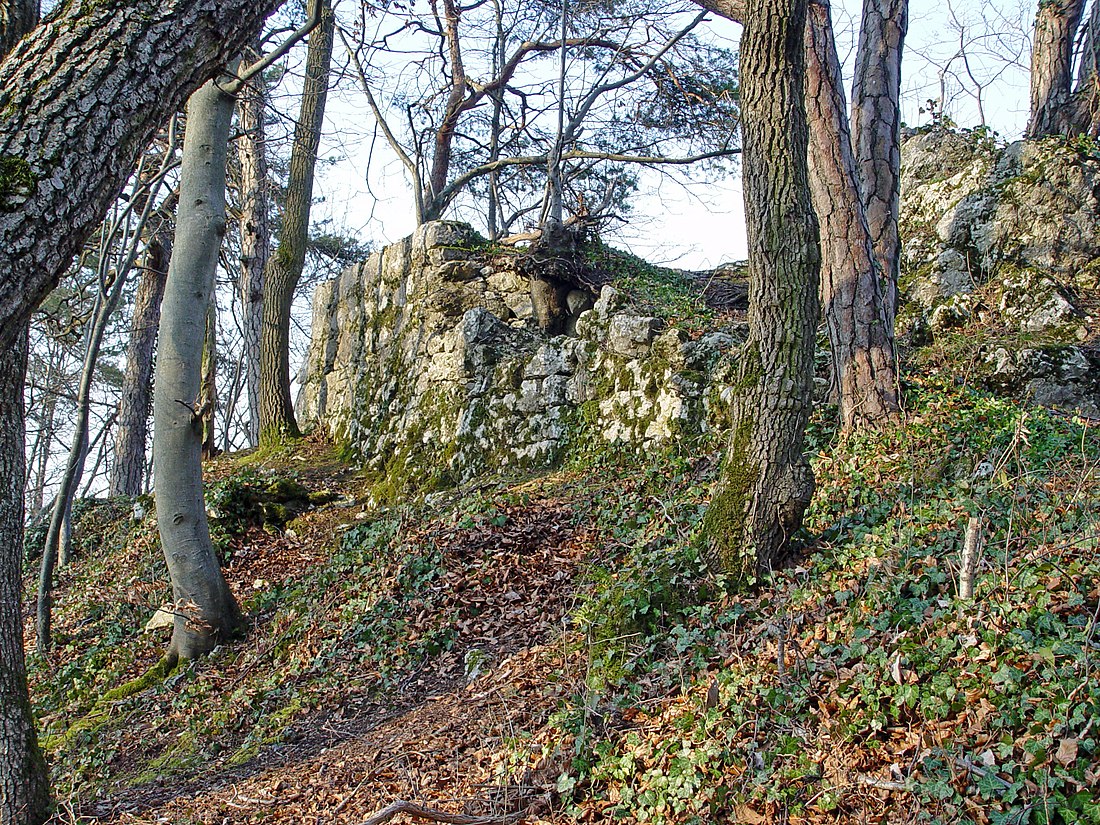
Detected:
[
  {"left": 0, "top": 334, "right": 50, "bottom": 825},
  {"left": 236, "top": 50, "right": 271, "bottom": 448},
  {"left": 804, "top": 0, "right": 899, "bottom": 430},
  {"left": 258, "top": 0, "right": 334, "bottom": 444},
  {"left": 695, "top": 0, "right": 902, "bottom": 431},
  {"left": 154, "top": 75, "right": 244, "bottom": 665},
  {"left": 851, "top": 0, "right": 907, "bottom": 323},
  {"left": 702, "top": 0, "right": 820, "bottom": 579},
  {"left": 0, "top": 4, "right": 50, "bottom": 819},
  {"left": 110, "top": 213, "right": 173, "bottom": 497},
  {"left": 1027, "top": 0, "right": 1087, "bottom": 137},
  {"left": 0, "top": 0, "right": 283, "bottom": 348},
  {"left": 1072, "top": 0, "right": 1100, "bottom": 135}
]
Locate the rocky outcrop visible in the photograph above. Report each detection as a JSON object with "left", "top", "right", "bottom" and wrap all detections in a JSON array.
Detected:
[
  {"left": 901, "top": 130, "right": 1097, "bottom": 336},
  {"left": 298, "top": 222, "right": 736, "bottom": 498},
  {"left": 900, "top": 130, "right": 1099, "bottom": 414}
]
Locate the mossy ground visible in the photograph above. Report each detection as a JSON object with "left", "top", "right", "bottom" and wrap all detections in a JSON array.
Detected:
[{"left": 23, "top": 325, "right": 1100, "bottom": 824}]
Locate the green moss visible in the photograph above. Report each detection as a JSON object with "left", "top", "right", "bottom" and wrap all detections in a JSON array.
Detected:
[
  {"left": 44, "top": 658, "right": 175, "bottom": 752},
  {"left": 0, "top": 154, "right": 35, "bottom": 209},
  {"left": 581, "top": 238, "right": 718, "bottom": 333},
  {"left": 700, "top": 417, "right": 759, "bottom": 585},
  {"left": 580, "top": 398, "right": 600, "bottom": 425},
  {"left": 238, "top": 435, "right": 305, "bottom": 465},
  {"left": 307, "top": 490, "right": 339, "bottom": 506},
  {"left": 100, "top": 657, "right": 173, "bottom": 701},
  {"left": 732, "top": 341, "right": 762, "bottom": 394},
  {"left": 227, "top": 698, "right": 303, "bottom": 767},
  {"left": 265, "top": 478, "right": 310, "bottom": 502}
]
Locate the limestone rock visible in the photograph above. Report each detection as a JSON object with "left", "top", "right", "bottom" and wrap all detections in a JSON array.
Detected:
[
  {"left": 298, "top": 222, "right": 736, "bottom": 494},
  {"left": 901, "top": 131, "right": 1099, "bottom": 320},
  {"left": 900, "top": 132, "right": 1099, "bottom": 414}
]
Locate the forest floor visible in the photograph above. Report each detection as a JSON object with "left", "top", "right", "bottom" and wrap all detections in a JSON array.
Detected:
[{"left": 24, "top": 332, "right": 1100, "bottom": 825}]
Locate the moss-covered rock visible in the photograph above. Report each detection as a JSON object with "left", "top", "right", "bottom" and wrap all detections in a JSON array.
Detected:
[
  {"left": 900, "top": 130, "right": 1099, "bottom": 415},
  {"left": 298, "top": 223, "right": 742, "bottom": 500}
]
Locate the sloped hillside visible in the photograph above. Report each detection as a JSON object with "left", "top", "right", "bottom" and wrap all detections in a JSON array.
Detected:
[
  {"left": 26, "top": 378, "right": 1100, "bottom": 825},
  {"left": 23, "top": 134, "right": 1100, "bottom": 825}
]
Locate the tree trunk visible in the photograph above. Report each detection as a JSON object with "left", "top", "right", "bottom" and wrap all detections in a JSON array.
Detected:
[
  {"left": 1072, "top": 0, "right": 1100, "bottom": 135},
  {"left": 236, "top": 54, "right": 270, "bottom": 448},
  {"left": 0, "top": 0, "right": 47, "bottom": 806},
  {"left": 804, "top": 0, "right": 899, "bottom": 431},
  {"left": 154, "top": 74, "right": 244, "bottom": 665},
  {"left": 1027, "top": 0, "right": 1087, "bottom": 138},
  {"left": 258, "top": 0, "right": 334, "bottom": 445},
  {"left": 851, "top": 0, "right": 907, "bottom": 324},
  {"left": 0, "top": 332, "right": 50, "bottom": 825},
  {"left": 424, "top": 0, "right": 466, "bottom": 210},
  {"left": 201, "top": 297, "right": 219, "bottom": 459},
  {"left": 110, "top": 222, "right": 172, "bottom": 497},
  {"left": 703, "top": 0, "right": 820, "bottom": 580},
  {"left": 0, "top": 0, "right": 32, "bottom": 56},
  {"left": 0, "top": 0, "right": 283, "bottom": 348}
]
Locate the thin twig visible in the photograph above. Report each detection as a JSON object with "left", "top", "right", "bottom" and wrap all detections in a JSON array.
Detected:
[
  {"left": 854, "top": 775, "right": 911, "bottom": 792},
  {"left": 359, "top": 801, "right": 526, "bottom": 825},
  {"left": 954, "top": 756, "right": 1012, "bottom": 789}
]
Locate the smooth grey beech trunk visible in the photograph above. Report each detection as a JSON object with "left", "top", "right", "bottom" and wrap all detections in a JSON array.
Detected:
[
  {"left": 703, "top": 0, "right": 820, "bottom": 579},
  {"left": 200, "top": 297, "right": 218, "bottom": 458},
  {"left": 154, "top": 74, "right": 244, "bottom": 665}
]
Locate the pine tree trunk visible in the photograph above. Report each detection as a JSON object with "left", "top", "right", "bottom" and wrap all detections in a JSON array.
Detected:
[
  {"left": 258, "top": 0, "right": 334, "bottom": 445},
  {"left": 804, "top": 0, "right": 899, "bottom": 431},
  {"left": 0, "top": 0, "right": 283, "bottom": 347},
  {"left": 110, "top": 225, "right": 171, "bottom": 497},
  {"left": 851, "top": 0, "right": 907, "bottom": 324},
  {"left": 1027, "top": 0, "right": 1087, "bottom": 138},
  {"left": 0, "top": 332, "right": 50, "bottom": 825},
  {"left": 424, "top": 0, "right": 466, "bottom": 211},
  {"left": 154, "top": 75, "right": 244, "bottom": 665},
  {"left": 236, "top": 56, "right": 270, "bottom": 449},
  {"left": 1072, "top": 0, "right": 1100, "bottom": 135},
  {"left": 703, "top": 0, "right": 820, "bottom": 580}
]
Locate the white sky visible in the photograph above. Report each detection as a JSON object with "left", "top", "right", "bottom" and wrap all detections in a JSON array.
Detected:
[{"left": 306, "top": 0, "right": 1034, "bottom": 269}]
